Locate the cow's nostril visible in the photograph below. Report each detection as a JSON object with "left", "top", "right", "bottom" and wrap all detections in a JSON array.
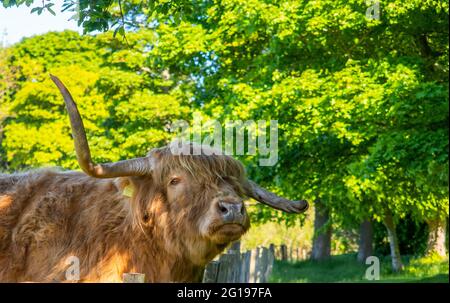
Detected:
[
  {"left": 218, "top": 201, "right": 246, "bottom": 223},
  {"left": 218, "top": 203, "right": 229, "bottom": 214}
]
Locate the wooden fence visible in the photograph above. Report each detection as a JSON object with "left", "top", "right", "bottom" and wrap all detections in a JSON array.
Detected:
[
  {"left": 122, "top": 242, "right": 309, "bottom": 283},
  {"left": 202, "top": 242, "right": 274, "bottom": 283}
]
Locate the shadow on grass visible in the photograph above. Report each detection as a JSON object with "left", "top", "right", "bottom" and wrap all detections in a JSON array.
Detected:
[{"left": 270, "top": 253, "right": 449, "bottom": 283}]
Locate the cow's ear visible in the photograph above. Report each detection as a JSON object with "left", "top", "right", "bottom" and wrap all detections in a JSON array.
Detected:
[
  {"left": 128, "top": 176, "right": 157, "bottom": 200},
  {"left": 130, "top": 175, "right": 168, "bottom": 222},
  {"left": 114, "top": 177, "right": 137, "bottom": 198}
]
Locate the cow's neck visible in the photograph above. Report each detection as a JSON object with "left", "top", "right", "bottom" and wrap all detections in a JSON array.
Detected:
[
  {"left": 106, "top": 219, "right": 206, "bottom": 282},
  {"left": 82, "top": 183, "right": 208, "bottom": 283}
]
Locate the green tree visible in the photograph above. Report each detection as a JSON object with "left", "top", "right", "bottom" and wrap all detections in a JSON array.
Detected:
[
  {"left": 2, "top": 0, "right": 448, "bottom": 270},
  {"left": 0, "top": 30, "right": 190, "bottom": 171},
  {"left": 0, "top": 46, "right": 14, "bottom": 170}
]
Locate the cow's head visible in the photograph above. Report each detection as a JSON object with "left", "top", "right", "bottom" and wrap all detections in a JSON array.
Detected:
[{"left": 51, "top": 75, "right": 308, "bottom": 265}]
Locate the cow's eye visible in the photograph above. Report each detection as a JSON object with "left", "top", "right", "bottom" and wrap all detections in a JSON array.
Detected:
[{"left": 169, "top": 178, "right": 181, "bottom": 186}]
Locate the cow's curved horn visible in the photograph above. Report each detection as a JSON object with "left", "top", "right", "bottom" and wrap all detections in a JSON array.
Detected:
[
  {"left": 244, "top": 180, "right": 308, "bottom": 213},
  {"left": 50, "top": 75, "right": 153, "bottom": 178}
]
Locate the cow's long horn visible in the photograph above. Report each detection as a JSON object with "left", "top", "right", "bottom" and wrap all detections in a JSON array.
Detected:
[
  {"left": 244, "top": 180, "right": 308, "bottom": 213},
  {"left": 50, "top": 75, "right": 153, "bottom": 178}
]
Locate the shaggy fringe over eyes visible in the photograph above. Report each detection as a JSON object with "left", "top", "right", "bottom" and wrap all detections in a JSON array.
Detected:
[
  {"left": 129, "top": 146, "right": 248, "bottom": 233},
  {"left": 149, "top": 146, "right": 247, "bottom": 191}
]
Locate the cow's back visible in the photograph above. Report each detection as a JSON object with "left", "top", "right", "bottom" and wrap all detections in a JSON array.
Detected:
[{"left": 0, "top": 169, "right": 129, "bottom": 282}]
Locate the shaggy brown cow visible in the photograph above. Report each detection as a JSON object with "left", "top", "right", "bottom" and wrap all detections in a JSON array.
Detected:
[{"left": 0, "top": 76, "right": 308, "bottom": 282}]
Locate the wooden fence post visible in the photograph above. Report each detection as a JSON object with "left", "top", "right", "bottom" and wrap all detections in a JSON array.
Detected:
[
  {"left": 202, "top": 261, "right": 220, "bottom": 283},
  {"left": 254, "top": 247, "right": 262, "bottom": 283},
  {"left": 216, "top": 251, "right": 241, "bottom": 283},
  {"left": 240, "top": 250, "right": 251, "bottom": 283},
  {"left": 229, "top": 241, "right": 241, "bottom": 253},
  {"left": 258, "top": 247, "right": 268, "bottom": 282},
  {"left": 123, "top": 273, "right": 145, "bottom": 283},
  {"left": 280, "top": 244, "right": 288, "bottom": 261},
  {"left": 264, "top": 247, "right": 275, "bottom": 282},
  {"left": 249, "top": 247, "right": 259, "bottom": 283},
  {"left": 216, "top": 253, "right": 231, "bottom": 282},
  {"left": 230, "top": 251, "right": 241, "bottom": 283},
  {"left": 269, "top": 243, "right": 275, "bottom": 257}
]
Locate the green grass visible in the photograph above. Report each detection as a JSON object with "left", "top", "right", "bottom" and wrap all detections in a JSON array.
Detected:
[{"left": 270, "top": 254, "right": 449, "bottom": 283}]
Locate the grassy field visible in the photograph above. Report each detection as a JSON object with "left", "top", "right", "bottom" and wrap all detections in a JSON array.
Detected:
[{"left": 270, "top": 254, "right": 449, "bottom": 283}]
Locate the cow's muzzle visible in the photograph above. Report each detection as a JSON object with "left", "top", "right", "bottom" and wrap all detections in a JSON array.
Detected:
[{"left": 217, "top": 200, "right": 246, "bottom": 225}]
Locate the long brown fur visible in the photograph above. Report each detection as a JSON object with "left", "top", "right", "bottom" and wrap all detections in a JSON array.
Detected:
[{"left": 0, "top": 146, "right": 250, "bottom": 282}]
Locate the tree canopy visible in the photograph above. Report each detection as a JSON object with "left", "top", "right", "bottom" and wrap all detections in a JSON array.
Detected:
[{"left": 0, "top": 1, "right": 448, "bottom": 258}]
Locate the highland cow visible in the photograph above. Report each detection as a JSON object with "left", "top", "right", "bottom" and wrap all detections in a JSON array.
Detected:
[{"left": 0, "top": 76, "right": 308, "bottom": 282}]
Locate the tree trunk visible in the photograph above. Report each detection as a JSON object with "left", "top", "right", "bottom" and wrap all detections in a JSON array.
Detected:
[
  {"left": 311, "top": 199, "right": 331, "bottom": 261},
  {"left": 426, "top": 218, "right": 447, "bottom": 257},
  {"left": 383, "top": 211, "right": 403, "bottom": 272},
  {"left": 357, "top": 219, "right": 373, "bottom": 263}
]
